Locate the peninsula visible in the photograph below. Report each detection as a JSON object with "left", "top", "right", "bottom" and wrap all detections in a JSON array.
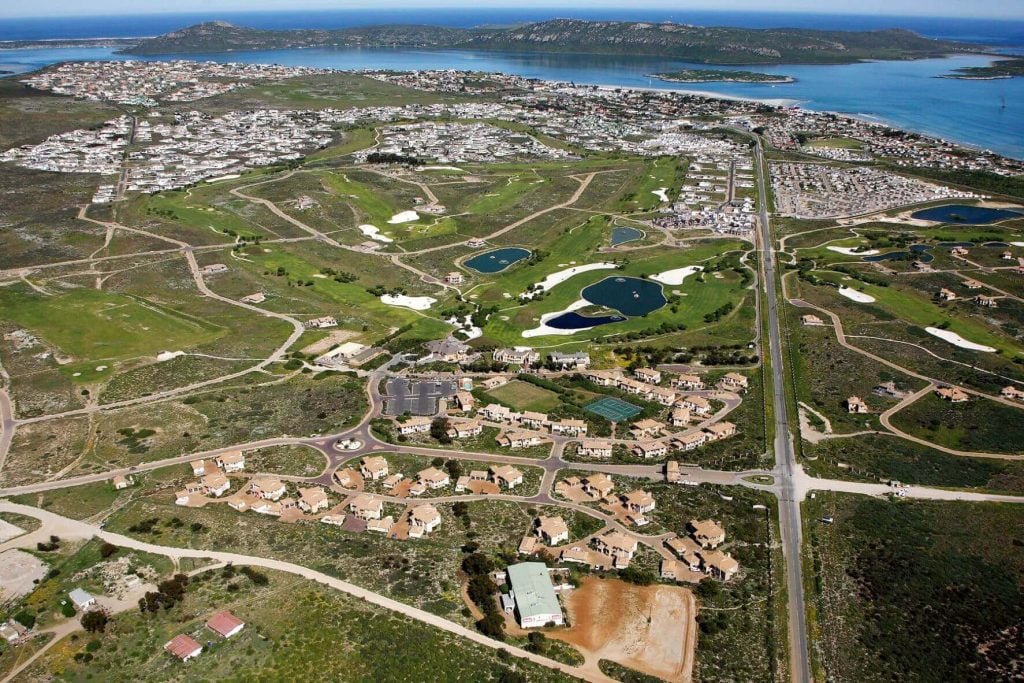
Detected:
[
  {"left": 121, "top": 19, "right": 984, "bottom": 65},
  {"left": 941, "top": 56, "right": 1024, "bottom": 80},
  {"left": 651, "top": 69, "right": 795, "bottom": 84}
]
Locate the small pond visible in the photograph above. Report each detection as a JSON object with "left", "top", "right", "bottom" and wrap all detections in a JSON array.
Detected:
[
  {"left": 464, "top": 247, "right": 531, "bottom": 273},
  {"left": 546, "top": 311, "right": 627, "bottom": 330},
  {"left": 863, "top": 244, "right": 934, "bottom": 263},
  {"left": 610, "top": 226, "right": 644, "bottom": 246}
]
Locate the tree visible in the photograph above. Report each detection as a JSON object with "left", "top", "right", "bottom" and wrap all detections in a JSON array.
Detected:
[
  {"left": 430, "top": 418, "right": 452, "bottom": 444},
  {"left": 461, "top": 552, "right": 494, "bottom": 577},
  {"left": 99, "top": 542, "right": 119, "bottom": 558},
  {"left": 81, "top": 610, "right": 109, "bottom": 633},
  {"left": 477, "top": 610, "right": 506, "bottom": 640}
]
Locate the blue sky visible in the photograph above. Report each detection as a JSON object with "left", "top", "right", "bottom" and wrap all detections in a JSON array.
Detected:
[{"left": 1, "top": 0, "right": 1022, "bottom": 20}]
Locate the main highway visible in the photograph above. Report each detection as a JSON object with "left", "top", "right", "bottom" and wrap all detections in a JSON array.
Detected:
[{"left": 753, "top": 140, "right": 811, "bottom": 682}]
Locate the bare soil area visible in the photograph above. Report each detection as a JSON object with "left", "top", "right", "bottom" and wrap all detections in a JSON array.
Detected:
[
  {"left": 0, "top": 549, "right": 48, "bottom": 603},
  {"left": 550, "top": 576, "right": 697, "bottom": 682}
]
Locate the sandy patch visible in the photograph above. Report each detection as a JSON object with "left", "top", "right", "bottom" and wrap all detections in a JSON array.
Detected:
[
  {"left": 0, "top": 549, "right": 48, "bottom": 603},
  {"left": 301, "top": 329, "right": 359, "bottom": 356},
  {"left": 522, "top": 299, "right": 591, "bottom": 338},
  {"left": 652, "top": 265, "right": 703, "bottom": 286},
  {"left": 387, "top": 210, "right": 420, "bottom": 224},
  {"left": 358, "top": 224, "right": 394, "bottom": 243},
  {"left": 838, "top": 287, "right": 875, "bottom": 303},
  {"left": 652, "top": 187, "right": 670, "bottom": 202},
  {"left": 551, "top": 577, "right": 696, "bottom": 682},
  {"left": 529, "top": 263, "right": 616, "bottom": 295},
  {"left": 0, "top": 519, "right": 26, "bottom": 543},
  {"left": 381, "top": 294, "right": 436, "bottom": 311},
  {"left": 827, "top": 246, "right": 879, "bottom": 256},
  {"left": 421, "top": 166, "right": 465, "bottom": 172},
  {"left": 925, "top": 327, "right": 996, "bottom": 352},
  {"left": 156, "top": 350, "right": 185, "bottom": 362},
  {"left": 1011, "top": 242, "right": 1024, "bottom": 247}
]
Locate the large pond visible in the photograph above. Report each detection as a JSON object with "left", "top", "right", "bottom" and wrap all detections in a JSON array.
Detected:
[
  {"left": 582, "top": 276, "right": 666, "bottom": 317},
  {"left": 911, "top": 204, "right": 1023, "bottom": 224},
  {"left": 610, "top": 226, "right": 644, "bottom": 246},
  {"left": 464, "top": 247, "right": 531, "bottom": 273}
]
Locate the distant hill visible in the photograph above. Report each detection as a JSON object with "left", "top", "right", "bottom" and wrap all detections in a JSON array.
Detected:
[{"left": 122, "top": 19, "right": 984, "bottom": 64}]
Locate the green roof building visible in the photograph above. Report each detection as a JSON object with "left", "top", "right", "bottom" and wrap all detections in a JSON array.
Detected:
[{"left": 506, "top": 562, "right": 563, "bottom": 628}]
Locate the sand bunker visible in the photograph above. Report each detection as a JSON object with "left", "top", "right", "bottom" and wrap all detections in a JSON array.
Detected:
[
  {"left": 925, "top": 327, "right": 996, "bottom": 352},
  {"left": 381, "top": 294, "right": 436, "bottom": 311},
  {"left": 531, "top": 263, "right": 616, "bottom": 295},
  {"left": 358, "top": 224, "right": 394, "bottom": 243},
  {"left": 387, "top": 211, "right": 420, "bottom": 224},
  {"left": 522, "top": 299, "right": 591, "bottom": 338},
  {"left": 652, "top": 187, "right": 670, "bottom": 202},
  {"left": 652, "top": 265, "right": 702, "bottom": 286},
  {"left": 827, "top": 246, "right": 879, "bottom": 256},
  {"left": 838, "top": 287, "right": 875, "bottom": 303}
]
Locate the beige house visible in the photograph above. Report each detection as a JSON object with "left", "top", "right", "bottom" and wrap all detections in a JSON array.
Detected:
[
  {"left": 632, "top": 441, "right": 668, "bottom": 459},
  {"left": 191, "top": 460, "right": 209, "bottom": 477},
  {"left": 453, "top": 391, "right": 475, "bottom": 411},
  {"left": 481, "top": 376, "right": 510, "bottom": 391},
  {"left": 938, "top": 288, "right": 957, "bottom": 301},
  {"left": 497, "top": 430, "right": 545, "bottom": 449},
  {"left": 800, "top": 314, "right": 824, "bottom": 326},
  {"left": 418, "top": 467, "right": 451, "bottom": 490},
  {"left": 112, "top": 474, "right": 134, "bottom": 490},
  {"left": 550, "top": 419, "right": 588, "bottom": 437},
  {"left": 670, "top": 431, "right": 708, "bottom": 451},
  {"left": 648, "top": 386, "right": 679, "bottom": 406},
  {"left": 520, "top": 411, "right": 549, "bottom": 429},
  {"left": 578, "top": 439, "right": 613, "bottom": 458},
  {"left": 673, "top": 373, "right": 705, "bottom": 390},
  {"left": 397, "top": 416, "right": 432, "bottom": 435},
  {"left": 367, "top": 516, "right": 395, "bottom": 534},
  {"left": 216, "top": 451, "right": 246, "bottom": 473},
  {"left": 202, "top": 472, "right": 231, "bottom": 497},
  {"left": 669, "top": 407, "right": 691, "bottom": 427},
  {"left": 935, "top": 386, "right": 969, "bottom": 403},
  {"left": 248, "top": 477, "right": 286, "bottom": 501},
  {"left": 630, "top": 418, "right": 665, "bottom": 440},
  {"left": 447, "top": 419, "right": 483, "bottom": 439},
  {"left": 666, "top": 535, "right": 703, "bottom": 571},
  {"left": 689, "top": 519, "right": 726, "bottom": 548},
  {"left": 1002, "top": 385, "right": 1024, "bottom": 401},
  {"left": 360, "top": 456, "right": 390, "bottom": 481},
  {"left": 445, "top": 271, "right": 465, "bottom": 285},
  {"left": 409, "top": 504, "right": 442, "bottom": 537},
  {"left": 349, "top": 494, "right": 383, "bottom": 520},
  {"left": 592, "top": 530, "right": 638, "bottom": 567},
  {"left": 704, "top": 421, "right": 737, "bottom": 441},
  {"left": 701, "top": 550, "right": 740, "bottom": 581},
  {"left": 660, "top": 559, "right": 684, "bottom": 580},
  {"left": 535, "top": 515, "right": 569, "bottom": 545},
  {"left": 678, "top": 395, "right": 711, "bottom": 416},
  {"left": 719, "top": 372, "right": 749, "bottom": 391},
  {"left": 634, "top": 367, "right": 662, "bottom": 384},
  {"left": 622, "top": 490, "right": 656, "bottom": 515},
  {"left": 298, "top": 487, "right": 329, "bottom": 513},
  {"left": 490, "top": 465, "right": 524, "bottom": 489},
  {"left": 582, "top": 474, "right": 615, "bottom": 499}
]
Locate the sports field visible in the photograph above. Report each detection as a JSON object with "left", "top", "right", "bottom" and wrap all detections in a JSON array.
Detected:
[{"left": 584, "top": 396, "right": 642, "bottom": 422}]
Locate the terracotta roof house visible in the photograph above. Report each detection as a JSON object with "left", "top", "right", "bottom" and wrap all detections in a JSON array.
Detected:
[
  {"left": 846, "top": 396, "right": 869, "bottom": 414},
  {"left": 418, "top": 467, "right": 451, "bottom": 489},
  {"left": 582, "top": 474, "right": 614, "bottom": 499},
  {"left": 360, "top": 456, "right": 389, "bottom": 481},
  {"left": 578, "top": 439, "right": 613, "bottom": 458},
  {"left": 215, "top": 451, "right": 246, "bottom": 473},
  {"left": 409, "top": 504, "right": 442, "bottom": 536},
  {"left": 490, "top": 465, "right": 524, "bottom": 489},
  {"left": 632, "top": 441, "right": 668, "bottom": 459},
  {"left": 535, "top": 515, "right": 569, "bottom": 545},
  {"left": 298, "top": 487, "right": 329, "bottom": 513},
  {"left": 206, "top": 611, "right": 245, "bottom": 639},
  {"left": 349, "top": 494, "right": 383, "bottom": 520},
  {"left": 248, "top": 477, "right": 286, "bottom": 501},
  {"left": 164, "top": 634, "right": 203, "bottom": 662},
  {"left": 935, "top": 386, "right": 969, "bottom": 403},
  {"left": 592, "top": 530, "right": 638, "bottom": 567},
  {"left": 701, "top": 550, "right": 740, "bottom": 581},
  {"left": 689, "top": 519, "right": 726, "bottom": 548},
  {"left": 673, "top": 373, "right": 705, "bottom": 390},
  {"left": 704, "top": 421, "right": 737, "bottom": 441}
]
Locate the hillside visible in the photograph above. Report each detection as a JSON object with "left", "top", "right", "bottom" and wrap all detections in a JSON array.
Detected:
[{"left": 121, "top": 19, "right": 982, "bottom": 64}]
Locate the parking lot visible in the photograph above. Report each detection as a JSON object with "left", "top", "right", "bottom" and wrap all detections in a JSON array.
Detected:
[{"left": 382, "top": 377, "right": 458, "bottom": 416}]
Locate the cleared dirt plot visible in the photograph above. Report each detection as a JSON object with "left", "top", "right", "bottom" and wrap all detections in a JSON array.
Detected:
[
  {"left": 0, "top": 549, "right": 49, "bottom": 603},
  {"left": 552, "top": 577, "right": 696, "bottom": 682}
]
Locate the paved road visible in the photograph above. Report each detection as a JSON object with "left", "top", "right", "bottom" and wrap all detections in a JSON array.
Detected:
[
  {"left": 0, "top": 501, "right": 607, "bottom": 683},
  {"left": 753, "top": 141, "right": 811, "bottom": 683}
]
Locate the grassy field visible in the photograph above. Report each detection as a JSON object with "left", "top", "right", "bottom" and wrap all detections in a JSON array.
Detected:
[
  {"left": 803, "top": 433, "right": 1024, "bottom": 494},
  {"left": 485, "top": 380, "right": 563, "bottom": 412},
  {"left": 804, "top": 493, "right": 1024, "bottom": 682},
  {"left": 17, "top": 566, "right": 572, "bottom": 682},
  {"left": 888, "top": 393, "right": 1024, "bottom": 455},
  {"left": 244, "top": 444, "right": 328, "bottom": 477}
]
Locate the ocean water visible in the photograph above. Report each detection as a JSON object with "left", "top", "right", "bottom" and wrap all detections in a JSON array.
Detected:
[{"left": 1, "top": 10, "right": 1023, "bottom": 159}]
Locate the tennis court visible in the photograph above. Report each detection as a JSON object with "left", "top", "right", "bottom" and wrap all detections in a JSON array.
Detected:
[{"left": 584, "top": 396, "right": 642, "bottom": 422}]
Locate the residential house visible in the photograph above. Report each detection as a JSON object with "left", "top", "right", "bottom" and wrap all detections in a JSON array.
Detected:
[
  {"left": 670, "top": 431, "right": 708, "bottom": 452},
  {"left": 673, "top": 373, "right": 705, "bottom": 390},
  {"left": 201, "top": 472, "right": 230, "bottom": 497},
  {"left": 493, "top": 348, "right": 539, "bottom": 366},
  {"left": 112, "top": 474, "right": 133, "bottom": 490},
  {"left": 360, "top": 456, "right": 390, "bottom": 481},
  {"left": 418, "top": 467, "right": 451, "bottom": 490},
  {"left": 382, "top": 473, "right": 404, "bottom": 489},
  {"left": 704, "top": 421, "right": 737, "bottom": 441},
  {"left": 535, "top": 515, "right": 569, "bottom": 545},
  {"left": 445, "top": 271, "right": 465, "bottom": 285},
  {"left": 973, "top": 295, "right": 999, "bottom": 308},
  {"left": 349, "top": 494, "right": 383, "bottom": 520},
  {"left": 689, "top": 519, "right": 726, "bottom": 548},
  {"left": 425, "top": 339, "right": 471, "bottom": 363},
  {"left": 648, "top": 386, "right": 679, "bottom": 406},
  {"left": 666, "top": 535, "right": 703, "bottom": 571},
  {"left": 520, "top": 411, "right": 549, "bottom": 429},
  {"left": 701, "top": 550, "right": 740, "bottom": 581},
  {"left": 800, "top": 314, "right": 824, "bottom": 326},
  {"left": 216, "top": 451, "right": 246, "bottom": 473},
  {"left": 935, "top": 386, "right": 970, "bottom": 403},
  {"left": 409, "top": 504, "right": 442, "bottom": 536},
  {"left": 632, "top": 441, "right": 668, "bottom": 459},
  {"left": 577, "top": 439, "right": 613, "bottom": 458},
  {"left": 447, "top": 419, "right": 483, "bottom": 439},
  {"left": 660, "top": 559, "right": 684, "bottom": 581},
  {"left": 634, "top": 367, "right": 662, "bottom": 384},
  {"left": 846, "top": 396, "right": 869, "bottom": 414},
  {"left": 298, "top": 487, "right": 329, "bottom": 513},
  {"left": 679, "top": 395, "right": 711, "bottom": 416},
  {"left": 69, "top": 588, "right": 96, "bottom": 610},
  {"left": 550, "top": 419, "right": 587, "bottom": 437},
  {"left": 191, "top": 460, "right": 208, "bottom": 477},
  {"left": 206, "top": 611, "right": 245, "bottom": 639},
  {"left": 397, "top": 416, "right": 432, "bottom": 435},
  {"left": 630, "top": 418, "right": 665, "bottom": 440},
  {"left": 669, "top": 407, "right": 691, "bottom": 427},
  {"left": 548, "top": 351, "right": 590, "bottom": 369},
  {"left": 164, "top": 635, "right": 203, "bottom": 662},
  {"left": 366, "top": 516, "right": 395, "bottom": 534},
  {"left": 481, "top": 403, "right": 514, "bottom": 422},
  {"left": 963, "top": 279, "right": 984, "bottom": 290},
  {"left": 622, "top": 490, "right": 656, "bottom": 515},
  {"left": 248, "top": 477, "right": 286, "bottom": 501},
  {"left": 481, "top": 376, "right": 510, "bottom": 391},
  {"left": 490, "top": 465, "right": 524, "bottom": 489},
  {"left": 938, "top": 288, "right": 957, "bottom": 302},
  {"left": 497, "top": 430, "right": 545, "bottom": 449},
  {"left": 592, "top": 530, "right": 638, "bottom": 567},
  {"left": 719, "top": 372, "right": 749, "bottom": 392},
  {"left": 582, "top": 474, "right": 615, "bottom": 499},
  {"left": 1002, "top": 385, "right": 1024, "bottom": 401},
  {"left": 452, "top": 391, "right": 475, "bottom": 411}
]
